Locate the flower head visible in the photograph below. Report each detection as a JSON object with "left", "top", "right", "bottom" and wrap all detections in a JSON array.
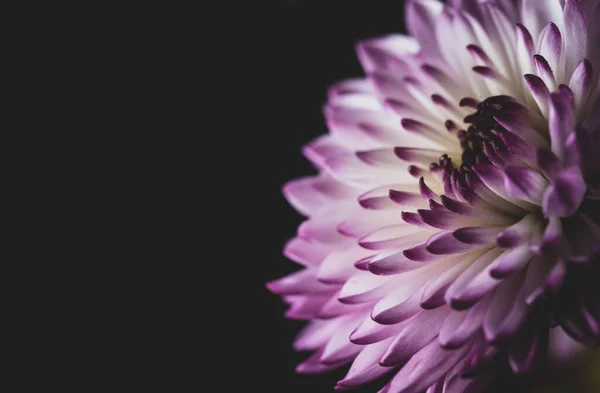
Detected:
[{"left": 268, "top": 1, "right": 600, "bottom": 392}]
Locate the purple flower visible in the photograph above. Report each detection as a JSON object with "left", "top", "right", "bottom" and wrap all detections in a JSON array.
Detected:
[{"left": 268, "top": 1, "right": 600, "bottom": 392}]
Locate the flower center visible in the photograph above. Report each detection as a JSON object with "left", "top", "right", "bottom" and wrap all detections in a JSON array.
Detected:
[{"left": 431, "top": 96, "right": 515, "bottom": 173}]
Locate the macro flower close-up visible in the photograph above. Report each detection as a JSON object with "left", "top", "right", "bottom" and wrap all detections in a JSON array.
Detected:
[{"left": 267, "top": 1, "right": 600, "bottom": 392}]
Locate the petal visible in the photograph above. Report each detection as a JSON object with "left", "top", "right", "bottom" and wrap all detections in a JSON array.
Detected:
[
  {"left": 297, "top": 348, "right": 349, "bottom": 374},
  {"left": 466, "top": 171, "right": 527, "bottom": 215},
  {"left": 524, "top": 74, "right": 550, "bottom": 117},
  {"left": 420, "top": 254, "right": 476, "bottom": 309},
  {"left": 418, "top": 209, "right": 486, "bottom": 230},
  {"left": 548, "top": 92, "right": 575, "bottom": 161},
  {"left": 368, "top": 249, "right": 426, "bottom": 276},
  {"left": 439, "top": 296, "right": 491, "bottom": 349},
  {"left": 359, "top": 225, "right": 431, "bottom": 250},
  {"left": 395, "top": 147, "right": 458, "bottom": 166},
  {"left": 563, "top": 0, "right": 588, "bottom": 77},
  {"left": 488, "top": 244, "right": 533, "bottom": 279},
  {"left": 321, "top": 314, "right": 364, "bottom": 364},
  {"left": 283, "top": 237, "right": 331, "bottom": 266},
  {"left": 402, "top": 211, "right": 431, "bottom": 228},
  {"left": 286, "top": 294, "right": 331, "bottom": 320},
  {"left": 445, "top": 248, "right": 503, "bottom": 309},
  {"left": 491, "top": 273, "right": 540, "bottom": 340},
  {"left": 386, "top": 338, "right": 470, "bottom": 393},
  {"left": 520, "top": 0, "right": 564, "bottom": 43},
  {"left": 449, "top": 269, "right": 503, "bottom": 311},
  {"left": 537, "top": 23, "right": 564, "bottom": 85},
  {"left": 337, "top": 337, "right": 396, "bottom": 389},
  {"left": 483, "top": 275, "right": 524, "bottom": 342},
  {"left": 298, "top": 208, "right": 353, "bottom": 245},
  {"left": 303, "top": 135, "right": 349, "bottom": 168},
  {"left": 357, "top": 35, "right": 416, "bottom": 74},
  {"left": 497, "top": 213, "right": 540, "bottom": 248},
  {"left": 496, "top": 128, "right": 537, "bottom": 168},
  {"left": 441, "top": 195, "right": 515, "bottom": 225},
  {"left": 318, "top": 243, "right": 375, "bottom": 284},
  {"left": 473, "top": 163, "right": 536, "bottom": 210},
  {"left": 563, "top": 130, "right": 582, "bottom": 169},
  {"left": 516, "top": 24, "right": 535, "bottom": 76},
  {"left": 318, "top": 293, "right": 363, "bottom": 319},
  {"left": 503, "top": 165, "right": 548, "bottom": 205},
  {"left": 371, "top": 272, "right": 432, "bottom": 324},
  {"left": 356, "top": 148, "right": 405, "bottom": 167},
  {"left": 338, "top": 209, "right": 403, "bottom": 238},
  {"left": 283, "top": 175, "right": 355, "bottom": 216},
  {"left": 327, "top": 78, "right": 374, "bottom": 100},
  {"left": 542, "top": 166, "right": 587, "bottom": 217},
  {"left": 405, "top": 0, "right": 444, "bottom": 56},
  {"left": 532, "top": 216, "right": 563, "bottom": 256},
  {"left": 359, "top": 185, "right": 406, "bottom": 211},
  {"left": 403, "top": 243, "right": 443, "bottom": 262},
  {"left": 534, "top": 54, "right": 557, "bottom": 92},
  {"left": 389, "top": 189, "right": 429, "bottom": 208},
  {"left": 419, "top": 177, "right": 441, "bottom": 202},
  {"left": 401, "top": 118, "right": 458, "bottom": 147},
  {"left": 508, "top": 327, "right": 549, "bottom": 374},
  {"left": 568, "top": 59, "right": 593, "bottom": 117},
  {"left": 494, "top": 111, "right": 550, "bottom": 149},
  {"left": 380, "top": 307, "right": 450, "bottom": 366},
  {"left": 455, "top": 226, "right": 504, "bottom": 245},
  {"left": 426, "top": 231, "right": 484, "bottom": 255},
  {"left": 536, "top": 147, "right": 562, "bottom": 181},
  {"left": 294, "top": 319, "right": 343, "bottom": 351},
  {"left": 350, "top": 315, "right": 406, "bottom": 345},
  {"left": 325, "top": 153, "right": 413, "bottom": 187},
  {"left": 267, "top": 268, "right": 337, "bottom": 295},
  {"left": 339, "top": 272, "right": 394, "bottom": 304},
  {"left": 426, "top": 380, "right": 444, "bottom": 393}
]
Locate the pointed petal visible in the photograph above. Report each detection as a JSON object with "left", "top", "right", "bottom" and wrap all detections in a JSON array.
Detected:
[
  {"left": 380, "top": 307, "right": 449, "bottom": 366},
  {"left": 537, "top": 23, "right": 563, "bottom": 84},
  {"left": 548, "top": 92, "right": 575, "bottom": 160},
  {"left": 350, "top": 315, "right": 405, "bottom": 345},
  {"left": 426, "top": 231, "right": 483, "bottom": 255},
  {"left": 337, "top": 337, "right": 395, "bottom": 389},
  {"left": 454, "top": 226, "right": 504, "bottom": 245},
  {"left": 267, "top": 268, "right": 336, "bottom": 295},
  {"left": 542, "top": 166, "right": 586, "bottom": 217},
  {"left": 296, "top": 347, "right": 349, "bottom": 374},
  {"left": 386, "top": 339, "right": 470, "bottom": 393},
  {"left": 359, "top": 225, "right": 431, "bottom": 250},
  {"left": 563, "top": 0, "right": 588, "bottom": 77},
  {"left": 368, "top": 249, "right": 426, "bottom": 276},
  {"left": 405, "top": 0, "right": 444, "bottom": 57},
  {"left": 504, "top": 165, "right": 548, "bottom": 205},
  {"left": 569, "top": 59, "right": 593, "bottom": 117},
  {"left": 497, "top": 213, "right": 540, "bottom": 248},
  {"left": 439, "top": 295, "right": 491, "bottom": 349},
  {"left": 338, "top": 272, "right": 394, "bottom": 304},
  {"left": 445, "top": 248, "right": 503, "bottom": 309},
  {"left": 524, "top": 74, "right": 550, "bottom": 117},
  {"left": 536, "top": 148, "right": 562, "bottom": 181},
  {"left": 489, "top": 245, "right": 533, "bottom": 279},
  {"left": 283, "top": 237, "right": 330, "bottom": 266}
]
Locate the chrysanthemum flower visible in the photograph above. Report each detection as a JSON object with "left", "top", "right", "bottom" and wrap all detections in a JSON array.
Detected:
[{"left": 268, "top": 1, "right": 600, "bottom": 392}]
